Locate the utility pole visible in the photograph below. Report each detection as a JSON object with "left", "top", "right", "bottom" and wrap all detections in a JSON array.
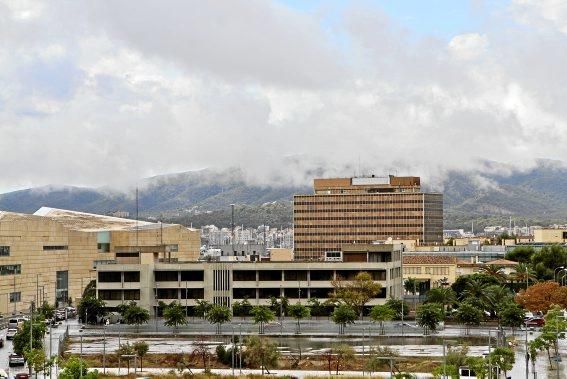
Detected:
[
  {"left": 29, "top": 299, "right": 34, "bottom": 376},
  {"left": 525, "top": 273, "right": 529, "bottom": 379}
]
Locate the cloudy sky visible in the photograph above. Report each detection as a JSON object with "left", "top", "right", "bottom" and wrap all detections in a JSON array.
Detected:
[{"left": 1, "top": 0, "right": 567, "bottom": 193}]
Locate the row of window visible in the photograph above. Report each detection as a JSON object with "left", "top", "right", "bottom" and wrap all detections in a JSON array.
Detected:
[
  {"left": 294, "top": 208, "right": 425, "bottom": 213},
  {"left": 98, "top": 271, "right": 140, "bottom": 282},
  {"left": 294, "top": 199, "right": 424, "bottom": 206},
  {"left": 295, "top": 223, "right": 424, "bottom": 229},
  {"left": 295, "top": 215, "right": 424, "bottom": 221}
]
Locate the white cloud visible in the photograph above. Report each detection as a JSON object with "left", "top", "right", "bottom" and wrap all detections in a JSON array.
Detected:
[
  {"left": 0, "top": 0, "right": 567, "bottom": 192},
  {"left": 449, "top": 33, "right": 489, "bottom": 60}
]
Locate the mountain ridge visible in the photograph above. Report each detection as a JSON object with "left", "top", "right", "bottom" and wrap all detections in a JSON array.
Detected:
[{"left": 2, "top": 162, "right": 567, "bottom": 230}]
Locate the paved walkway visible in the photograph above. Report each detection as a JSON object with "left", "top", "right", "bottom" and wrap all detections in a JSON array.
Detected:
[{"left": 91, "top": 367, "right": 434, "bottom": 378}]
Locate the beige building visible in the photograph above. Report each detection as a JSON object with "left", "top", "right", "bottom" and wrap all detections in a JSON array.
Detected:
[
  {"left": 402, "top": 256, "right": 457, "bottom": 293},
  {"left": 293, "top": 176, "right": 443, "bottom": 260},
  {"left": 0, "top": 207, "right": 199, "bottom": 315},
  {"left": 456, "top": 258, "right": 519, "bottom": 277},
  {"left": 533, "top": 228, "right": 567, "bottom": 244},
  {"left": 96, "top": 244, "right": 403, "bottom": 312}
]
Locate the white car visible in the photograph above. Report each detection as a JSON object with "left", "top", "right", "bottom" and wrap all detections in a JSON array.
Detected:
[{"left": 6, "top": 328, "right": 18, "bottom": 340}]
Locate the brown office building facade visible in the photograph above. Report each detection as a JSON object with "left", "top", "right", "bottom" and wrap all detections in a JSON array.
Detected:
[{"left": 294, "top": 189, "right": 443, "bottom": 260}]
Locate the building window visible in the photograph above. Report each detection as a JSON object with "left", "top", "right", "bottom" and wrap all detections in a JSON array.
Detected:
[
  {"left": 0, "top": 246, "right": 10, "bottom": 256},
  {"left": 98, "top": 272, "right": 121, "bottom": 283},
  {"left": 56, "top": 271, "right": 69, "bottom": 305},
  {"left": 97, "top": 243, "right": 110, "bottom": 253},
  {"left": 99, "top": 290, "right": 122, "bottom": 301},
  {"left": 155, "top": 271, "right": 178, "bottom": 282},
  {"left": 9, "top": 292, "right": 21, "bottom": 303},
  {"left": 123, "top": 271, "right": 140, "bottom": 282},
  {"left": 43, "top": 245, "right": 68, "bottom": 251},
  {"left": 123, "top": 290, "right": 140, "bottom": 300},
  {"left": 0, "top": 264, "right": 21, "bottom": 275}
]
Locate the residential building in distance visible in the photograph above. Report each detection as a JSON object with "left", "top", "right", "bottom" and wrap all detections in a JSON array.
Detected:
[
  {"left": 96, "top": 243, "right": 402, "bottom": 312},
  {"left": 533, "top": 228, "right": 567, "bottom": 244},
  {"left": 0, "top": 207, "right": 200, "bottom": 314},
  {"left": 293, "top": 175, "right": 443, "bottom": 260}
]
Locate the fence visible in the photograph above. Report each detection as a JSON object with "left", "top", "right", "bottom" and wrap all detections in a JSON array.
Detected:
[{"left": 58, "top": 324, "right": 69, "bottom": 356}]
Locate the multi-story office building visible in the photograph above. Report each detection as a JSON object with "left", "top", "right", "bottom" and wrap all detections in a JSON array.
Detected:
[
  {"left": 0, "top": 207, "right": 200, "bottom": 314},
  {"left": 293, "top": 176, "right": 443, "bottom": 260},
  {"left": 96, "top": 243, "right": 402, "bottom": 313}
]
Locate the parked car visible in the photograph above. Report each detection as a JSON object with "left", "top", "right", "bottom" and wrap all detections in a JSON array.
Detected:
[
  {"left": 525, "top": 317, "right": 545, "bottom": 327},
  {"left": 14, "top": 373, "right": 29, "bottom": 379},
  {"left": 6, "top": 328, "right": 18, "bottom": 340},
  {"left": 66, "top": 307, "right": 77, "bottom": 318},
  {"left": 8, "top": 353, "right": 25, "bottom": 367},
  {"left": 0, "top": 369, "right": 8, "bottom": 379}
]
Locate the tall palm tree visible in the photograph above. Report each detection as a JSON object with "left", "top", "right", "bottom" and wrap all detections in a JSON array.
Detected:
[
  {"left": 478, "top": 264, "right": 507, "bottom": 283},
  {"left": 510, "top": 263, "right": 537, "bottom": 285},
  {"left": 426, "top": 287, "right": 456, "bottom": 311},
  {"left": 461, "top": 278, "right": 489, "bottom": 300}
]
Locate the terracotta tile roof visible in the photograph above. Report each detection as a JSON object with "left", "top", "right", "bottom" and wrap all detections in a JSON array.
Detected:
[
  {"left": 403, "top": 255, "right": 457, "bottom": 265},
  {"left": 485, "top": 259, "right": 519, "bottom": 266}
]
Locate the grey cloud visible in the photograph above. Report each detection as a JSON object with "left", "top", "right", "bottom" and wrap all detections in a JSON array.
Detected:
[{"left": 1, "top": 0, "right": 567, "bottom": 193}]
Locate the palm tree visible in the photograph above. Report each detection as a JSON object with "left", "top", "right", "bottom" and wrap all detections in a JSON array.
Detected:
[
  {"left": 461, "top": 278, "right": 489, "bottom": 300},
  {"left": 510, "top": 263, "right": 537, "bottom": 285},
  {"left": 478, "top": 264, "right": 507, "bottom": 283},
  {"left": 425, "top": 287, "right": 456, "bottom": 312}
]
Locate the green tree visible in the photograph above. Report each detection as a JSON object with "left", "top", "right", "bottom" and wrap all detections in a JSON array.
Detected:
[
  {"left": 194, "top": 299, "right": 212, "bottom": 319},
  {"left": 13, "top": 319, "right": 47, "bottom": 355},
  {"left": 432, "top": 364, "right": 459, "bottom": 379},
  {"left": 331, "top": 304, "right": 357, "bottom": 335},
  {"left": 122, "top": 301, "right": 150, "bottom": 332},
  {"left": 531, "top": 244, "right": 567, "bottom": 280},
  {"left": 27, "top": 348, "right": 46, "bottom": 379},
  {"left": 465, "top": 356, "right": 488, "bottom": 379},
  {"left": 77, "top": 296, "right": 106, "bottom": 324},
  {"left": 59, "top": 356, "right": 98, "bottom": 379},
  {"left": 244, "top": 336, "right": 280, "bottom": 375},
  {"left": 477, "top": 264, "right": 507, "bottom": 283},
  {"left": 404, "top": 278, "right": 418, "bottom": 295},
  {"left": 133, "top": 341, "right": 149, "bottom": 371},
  {"left": 426, "top": 287, "right": 456, "bottom": 312},
  {"left": 454, "top": 301, "right": 483, "bottom": 334},
  {"left": 233, "top": 298, "right": 252, "bottom": 318},
  {"left": 487, "top": 347, "right": 515, "bottom": 378},
  {"left": 251, "top": 306, "right": 275, "bottom": 334},
  {"left": 288, "top": 302, "right": 310, "bottom": 333},
  {"left": 308, "top": 297, "right": 328, "bottom": 317},
  {"left": 451, "top": 274, "right": 499, "bottom": 300},
  {"left": 205, "top": 304, "right": 232, "bottom": 334},
  {"left": 332, "top": 272, "right": 382, "bottom": 318},
  {"left": 269, "top": 296, "right": 289, "bottom": 317},
  {"left": 333, "top": 344, "right": 355, "bottom": 375},
  {"left": 499, "top": 301, "right": 525, "bottom": 332},
  {"left": 163, "top": 301, "right": 188, "bottom": 332},
  {"left": 369, "top": 304, "right": 395, "bottom": 335},
  {"left": 115, "top": 342, "right": 135, "bottom": 374},
  {"left": 38, "top": 301, "right": 55, "bottom": 320},
  {"left": 385, "top": 297, "right": 410, "bottom": 320},
  {"left": 505, "top": 245, "right": 535, "bottom": 263},
  {"left": 416, "top": 303, "right": 444, "bottom": 335}
]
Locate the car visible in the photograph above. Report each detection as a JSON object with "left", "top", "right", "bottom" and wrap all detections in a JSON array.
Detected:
[
  {"left": 8, "top": 353, "right": 25, "bottom": 367},
  {"left": 0, "top": 369, "right": 8, "bottom": 379},
  {"left": 14, "top": 373, "right": 29, "bottom": 379},
  {"left": 6, "top": 328, "right": 18, "bottom": 340},
  {"left": 525, "top": 317, "right": 545, "bottom": 327}
]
